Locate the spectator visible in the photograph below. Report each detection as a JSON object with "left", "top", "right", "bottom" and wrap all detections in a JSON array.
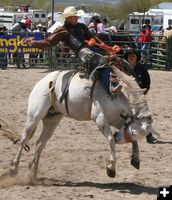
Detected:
[
  {"left": 138, "top": 24, "right": 152, "bottom": 62},
  {"left": 95, "top": 18, "right": 108, "bottom": 34},
  {"left": 123, "top": 49, "right": 157, "bottom": 143},
  {"left": 118, "top": 22, "right": 125, "bottom": 31},
  {"left": 166, "top": 25, "right": 172, "bottom": 30},
  {"left": 47, "top": 16, "right": 52, "bottom": 29},
  {"left": 23, "top": 15, "right": 32, "bottom": 29},
  {"left": 33, "top": 23, "right": 43, "bottom": 33},
  {"left": 10, "top": 19, "right": 31, "bottom": 34},
  {"left": 32, "top": 24, "right": 44, "bottom": 63},
  {"left": 102, "top": 18, "right": 108, "bottom": 27},
  {"left": 94, "top": 18, "right": 112, "bottom": 44},
  {"left": 0, "top": 26, "right": 8, "bottom": 70},
  {"left": 87, "top": 15, "right": 100, "bottom": 34},
  {"left": 10, "top": 19, "right": 31, "bottom": 68}
]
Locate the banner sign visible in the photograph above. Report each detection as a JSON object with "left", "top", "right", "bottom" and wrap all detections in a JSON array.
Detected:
[{"left": 0, "top": 33, "right": 44, "bottom": 53}]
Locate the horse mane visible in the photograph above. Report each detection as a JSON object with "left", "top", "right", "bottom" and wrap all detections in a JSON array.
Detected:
[{"left": 110, "top": 65, "right": 152, "bottom": 119}]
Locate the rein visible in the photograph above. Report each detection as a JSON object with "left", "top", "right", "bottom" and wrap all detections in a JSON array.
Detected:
[
  {"left": 124, "top": 128, "right": 135, "bottom": 143},
  {"left": 120, "top": 113, "right": 135, "bottom": 143}
]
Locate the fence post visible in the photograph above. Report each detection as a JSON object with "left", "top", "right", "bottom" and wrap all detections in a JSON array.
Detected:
[
  {"left": 166, "top": 35, "right": 172, "bottom": 70},
  {"left": 48, "top": 49, "right": 54, "bottom": 70}
]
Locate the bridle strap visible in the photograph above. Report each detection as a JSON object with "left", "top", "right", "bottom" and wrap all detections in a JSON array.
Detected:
[
  {"left": 124, "top": 129, "right": 135, "bottom": 143},
  {"left": 120, "top": 113, "right": 134, "bottom": 126}
]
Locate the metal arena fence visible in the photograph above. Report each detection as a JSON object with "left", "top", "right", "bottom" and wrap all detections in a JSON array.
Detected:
[{"left": 0, "top": 31, "right": 171, "bottom": 70}]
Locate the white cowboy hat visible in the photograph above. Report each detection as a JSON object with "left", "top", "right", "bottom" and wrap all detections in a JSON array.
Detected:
[
  {"left": 23, "top": 15, "right": 28, "bottom": 19},
  {"left": 61, "top": 6, "right": 84, "bottom": 19},
  {"left": 37, "top": 23, "right": 43, "bottom": 27},
  {"left": 20, "top": 19, "right": 26, "bottom": 23}
]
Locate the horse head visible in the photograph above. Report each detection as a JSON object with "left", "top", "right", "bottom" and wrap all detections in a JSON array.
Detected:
[
  {"left": 110, "top": 65, "right": 153, "bottom": 144},
  {"left": 114, "top": 112, "right": 153, "bottom": 144}
]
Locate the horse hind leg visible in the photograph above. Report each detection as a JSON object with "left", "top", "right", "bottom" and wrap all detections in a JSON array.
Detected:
[
  {"left": 29, "top": 113, "right": 63, "bottom": 179},
  {"left": 10, "top": 115, "right": 39, "bottom": 175}
]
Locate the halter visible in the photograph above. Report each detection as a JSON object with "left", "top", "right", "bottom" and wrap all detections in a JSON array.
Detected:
[
  {"left": 120, "top": 113, "right": 135, "bottom": 143},
  {"left": 120, "top": 113, "right": 134, "bottom": 127},
  {"left": 120, "top": 112, "right": 152, "bottom": 143}
]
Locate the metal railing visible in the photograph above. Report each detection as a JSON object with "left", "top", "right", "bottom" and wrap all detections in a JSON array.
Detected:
[{"left": 0, "top": 31, "right": 171, "bottom": 70}]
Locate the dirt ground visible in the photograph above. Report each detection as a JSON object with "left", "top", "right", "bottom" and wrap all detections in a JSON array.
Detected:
[{"left": 0, "top": 68, "right": 172, "bottom": 200}]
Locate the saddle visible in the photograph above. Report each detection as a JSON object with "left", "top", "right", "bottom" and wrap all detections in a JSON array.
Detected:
[
  {"left": 48, "top": 69, "right": 98, "bottom": 117},
  {"left": 49, "top": 60, "right": 134, "bottom": 115}
]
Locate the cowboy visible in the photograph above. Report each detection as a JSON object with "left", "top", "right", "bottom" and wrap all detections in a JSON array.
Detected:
[
  {"left": 27, "top": 6, "right": 122, "bottom": 95},
  {"left": 33, "top": 24, "right": 43, "bottom": 32}
]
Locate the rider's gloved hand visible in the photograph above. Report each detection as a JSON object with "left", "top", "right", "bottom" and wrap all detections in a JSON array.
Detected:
[{"left": 85, "top": 38, "right": 97, "bottom": 46}]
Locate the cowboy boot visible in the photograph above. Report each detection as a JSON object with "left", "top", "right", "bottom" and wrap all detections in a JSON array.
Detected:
[{"left": 146, "top": 132, "right": 157, "bottom": 144}]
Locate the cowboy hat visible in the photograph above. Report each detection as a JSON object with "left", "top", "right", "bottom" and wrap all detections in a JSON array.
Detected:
[
  {"left": 123, "top": 48, "right": 141, "bottom": 62},
  {"left": 20, "top": 19, "right": 26, "bottom": 24},
  {"left": 142, "top": 24, "right": 151, "bottom": 29},
  {"left": 61, "top": 6, "right": 84, "bottom": 19},
  {"left": 37, "top": 23, "right": 43, "bottom": 27},
  {"left": 23, "top": 15, "right": 28, "bottom": 19}
]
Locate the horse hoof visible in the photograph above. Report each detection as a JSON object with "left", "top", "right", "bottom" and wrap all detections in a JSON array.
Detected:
[
  {"left": 9, "top": 161, "right": 18, "bottom": 176},
  {"left": 28, "top": 162, "right": 32, "bottom": 169},
  {"left": 9, "top": 167, "right": 18, "bottom": 176},
  {"left": 131, "top": 159, "right": 140, "bottom": 170},
  {"left": 106, "top": 167, "right": 116, "bottom": 178}
]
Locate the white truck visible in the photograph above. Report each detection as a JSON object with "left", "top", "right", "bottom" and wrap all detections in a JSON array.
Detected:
[
  {"left": 0, "top": 12, "right": 23, "bottom": 29},
  {"left": 0, "top": 9, "right": 47, "bottom": 30},
  {"left": 148, "top": 8, "right": 172, "bottom": 29},
  {"left": 28, "top": 9, "right": 47, "bottom": 26},
  {"left": 127, "top": 9, "right": 172, "bottom": 32},
  {"left": 127, "top": 11, "right": 155, "bottom": 32}
]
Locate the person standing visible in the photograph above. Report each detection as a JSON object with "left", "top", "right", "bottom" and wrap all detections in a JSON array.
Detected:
[
  {"left": 10, "top": 19, "right": 31, "bottom": 68},
  {"left": 123, "top": 49, "right": 157, "bottom": 143},
  {"left": 47, "top": 16, "right": 52, "bottom": 29},
  {"left": 32, "top": 24, "right": 44, "bottom": 63},
  {"left": 23, "top": 15, "right": 32, "bottom": 29},
  {"left": 94, "top": 18, "right": 112, "bottom": 44},
  {"left": 138, "top": 24, "right": 152, "bottom": 62},
  {"left": 0, "top": 26, "right": 8, "bottom": 69}
]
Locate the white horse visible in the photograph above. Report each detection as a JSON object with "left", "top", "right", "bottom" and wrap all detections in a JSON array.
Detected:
[{"left": 10, "top": 66, "right": 153, "bottom": 179}]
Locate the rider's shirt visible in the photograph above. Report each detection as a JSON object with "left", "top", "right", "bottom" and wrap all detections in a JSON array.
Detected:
[{"left": 33, "top": 22, "right": 93, "bottom": 53}]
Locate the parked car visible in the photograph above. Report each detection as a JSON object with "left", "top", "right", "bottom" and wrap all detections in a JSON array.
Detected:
[{"left": 151, "top": 25, "right": 163, "bottom": 32}]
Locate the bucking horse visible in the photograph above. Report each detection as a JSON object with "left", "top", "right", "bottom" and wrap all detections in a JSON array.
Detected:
[{"left": 10, "top": 64, "right": 154, "bottom": 180}]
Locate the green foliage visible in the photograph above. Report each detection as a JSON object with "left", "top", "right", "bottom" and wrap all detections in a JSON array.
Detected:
[
  {"left": 0, "top": 0, "right": 49, "bottom": 10},
  {"left": 1, "top": 0, "right": 172, "bottom": 20}
]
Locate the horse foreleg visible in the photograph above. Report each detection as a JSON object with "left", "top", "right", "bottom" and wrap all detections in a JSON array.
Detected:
[
  {"left": 91, "top": 103, "right": 116, "bottom": 178},
  {"left": 131, "top": 140, "right": 140, "bottom": 170},
  {"left": 96, "top": 116, "right": 116, "bottom": 177},
  {"left": 10, "top": 116, "right": 38, "bottom": 175},
  {"left": 29, "top": 113, "right": 63, "bottom": 179}
]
